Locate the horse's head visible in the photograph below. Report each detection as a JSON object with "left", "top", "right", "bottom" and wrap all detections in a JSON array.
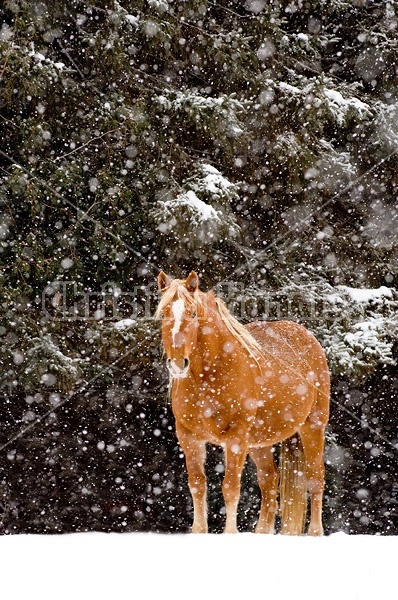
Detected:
[{"left": 156, "top": 270, "right": 201, "bottom": 379}]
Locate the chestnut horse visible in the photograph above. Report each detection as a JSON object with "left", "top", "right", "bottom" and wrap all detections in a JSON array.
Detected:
[{"left": 156, "top": 271, "right": 330, "bottom": 535}]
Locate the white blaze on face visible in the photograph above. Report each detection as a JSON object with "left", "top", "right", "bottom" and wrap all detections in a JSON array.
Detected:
[{"left": 171, "top": 298, "right": 185, "bottom": 345}]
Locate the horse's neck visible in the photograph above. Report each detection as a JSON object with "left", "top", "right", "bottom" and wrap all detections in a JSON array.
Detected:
[{"left": 193, "top": 300, "right": 237, "bottom": 367}]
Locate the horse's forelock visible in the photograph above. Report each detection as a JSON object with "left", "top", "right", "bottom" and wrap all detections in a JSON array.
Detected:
[{"left": 155, "top": 280, "right": 201, "bottom": 319}]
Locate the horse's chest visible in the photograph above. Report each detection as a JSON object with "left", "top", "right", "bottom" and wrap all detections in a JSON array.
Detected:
[{"left": 172, "top": 383, "right": 257, "bottom": 441}]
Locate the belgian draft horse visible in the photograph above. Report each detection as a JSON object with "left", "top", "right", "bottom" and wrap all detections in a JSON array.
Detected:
[{"left": 156, "top": 271, "right": 330, "bottom": 535}]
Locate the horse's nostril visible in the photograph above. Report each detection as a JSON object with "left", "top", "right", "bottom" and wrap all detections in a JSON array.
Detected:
[{"left": 184, "top": 358, "right": 189, "bottom": 370}]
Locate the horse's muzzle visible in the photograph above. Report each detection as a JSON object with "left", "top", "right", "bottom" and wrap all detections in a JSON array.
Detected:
[{"left": 167, "top": 358, "right": 190, "bottom": 378}]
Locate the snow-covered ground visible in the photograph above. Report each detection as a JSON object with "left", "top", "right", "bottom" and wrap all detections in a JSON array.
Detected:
[{"left": 0, "top": 532, "right": 396, "bottom": 599}]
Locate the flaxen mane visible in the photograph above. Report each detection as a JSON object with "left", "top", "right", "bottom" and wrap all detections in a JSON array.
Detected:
[
  {"left": 156, "top": 280, "right": 263, "bottom": 365},
  {"left": 214, "top": 296, "right": 263, "bottom": 364}
]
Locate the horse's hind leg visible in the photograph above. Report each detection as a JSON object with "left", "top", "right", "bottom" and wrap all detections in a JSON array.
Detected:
[
  {"left": 176, "top": 425, "right": 208, "bottom": 533},
  {"left": 250, "top": 446, "right": 279, "bottom": 534},
  {"left": 299, "top": 418, "right": 326, "bottom": 536}
]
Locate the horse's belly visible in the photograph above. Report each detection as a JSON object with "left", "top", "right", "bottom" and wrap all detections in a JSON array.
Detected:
[
  {"left": 172, "top": 391, "right": 258, "bottom": 444},
  {"left": 249, "top": 390, "right": 315, "bottom": 445}
]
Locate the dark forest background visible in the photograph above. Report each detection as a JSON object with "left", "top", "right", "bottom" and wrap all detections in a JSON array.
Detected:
[{"left": 0, "top": 0, "right": 397, "bottom": 535}]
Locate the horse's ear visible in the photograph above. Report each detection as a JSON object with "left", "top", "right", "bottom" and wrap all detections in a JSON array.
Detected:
[
  {"left": 186, "top": 271, "right": 199, "bottom": 293},
  {"left": 158, "top": 271, "right": 171, "bottom": 292}
]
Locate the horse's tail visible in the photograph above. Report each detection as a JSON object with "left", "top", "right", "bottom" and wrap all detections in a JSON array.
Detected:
[{"left": 279, "top": 434, "right": 307, "bottom": 535}]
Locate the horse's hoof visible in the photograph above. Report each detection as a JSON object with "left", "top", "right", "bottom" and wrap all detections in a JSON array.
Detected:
[
  {"left": 307, "top": 527, "right": 323, "bottom": 536},
  {"left": 255, "top": 527, "right": 275, "bottom": 534},
  {"left": 191, "top": 525, "right": 208, "bottom": 534}
]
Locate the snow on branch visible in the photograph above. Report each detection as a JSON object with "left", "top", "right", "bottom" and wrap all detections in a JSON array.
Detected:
[
  {"left": 263, "top": 75, "right": 372, "bottom": 128},
  {"left": 21, "top": 334, "right": 81, "bottom": 392},
  {"left": 151, "top": 164, "right": 240, "bottom": 247},
  {"left": 156, "top": 89, "right": 246, "bottom": 139},
  {"left": 188, "top": 163, "right": 240, "bottom": 203}
]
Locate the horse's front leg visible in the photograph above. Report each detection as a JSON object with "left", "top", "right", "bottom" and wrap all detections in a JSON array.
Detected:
[
  {"left": 176, "top": 425, "right": 208, "bottom": 533},
  {"left": 222, "top": 440, "right": 248, "bottom": 533}
]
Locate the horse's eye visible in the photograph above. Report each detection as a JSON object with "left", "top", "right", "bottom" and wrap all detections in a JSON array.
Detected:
[{"left": 192, "top": 312, "right": 197, "bottom": 319}]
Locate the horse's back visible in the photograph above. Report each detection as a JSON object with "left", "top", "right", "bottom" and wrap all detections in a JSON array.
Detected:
[
  {"left": 246, "top": 319, "right": 330, "bottom": 446},
  {"left": 246, "top": 320, "right": 329, "bottom": 383}
]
